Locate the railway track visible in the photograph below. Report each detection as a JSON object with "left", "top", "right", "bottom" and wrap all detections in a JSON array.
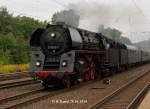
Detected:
[
  {"left": 0, "top": 78, "right": 40, "bottom": 89},
  {"left": 0, "top": 89, "right": 44, "bottom": 109},
  {"left": 0, "top": 80, "right": 97, "bottom": 109},
  {"left": 1, "top": 65, "right": 150, "bottom": 109},
  {"left": 88, "top": 70, "right": 150, "bottom": 109},
  {"left": 0, "top": 72, "right": 29, "bottom": 81}
]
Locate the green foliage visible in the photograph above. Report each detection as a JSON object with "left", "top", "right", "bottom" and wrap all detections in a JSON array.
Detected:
[
  {"left": 0, "top": 49, "right": 10, "bottom": 64},
  {"left": 0, "top": 7, "right": 46, "bottom": 64}
]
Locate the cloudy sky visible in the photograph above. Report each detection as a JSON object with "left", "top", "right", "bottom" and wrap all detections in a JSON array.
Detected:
[{"left": 0, "top": 0, "right": 150, "bottom": 43}]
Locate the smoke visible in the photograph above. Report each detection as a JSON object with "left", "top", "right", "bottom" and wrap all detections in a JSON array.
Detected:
[
  {"left": 50, "top": 0, "right": 150, "bottom": 47},
  {"left": 52, "top": 9, "right": 80, "bottom": 27},
  {"left": 68, "top": 2, "right": 112, "bottom": 31},
  {"left": 67, "top": 1, "right": 150, "bottom": 43}
]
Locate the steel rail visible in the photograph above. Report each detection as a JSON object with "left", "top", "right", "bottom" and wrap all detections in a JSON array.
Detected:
[
  {"left": 88, "top": 70, "right": 150, "bottom": 109},
  {"left": 0, "top": 79, "right": 40, "bottom": 89},
  {"left": 126, "top": 82, "right": 150, "bottom": 109},
  {"left": 0, "top": 80, "right": 98, "bottom": 109}
]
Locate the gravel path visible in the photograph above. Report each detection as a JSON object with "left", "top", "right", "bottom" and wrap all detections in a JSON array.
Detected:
[{"left": 18, "top": 64, "right": 150, "bottom": 109}]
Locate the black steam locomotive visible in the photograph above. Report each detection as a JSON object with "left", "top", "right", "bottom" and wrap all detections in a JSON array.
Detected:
[{"left": 29, "top": 23, "right": 150, "bottom": 88}]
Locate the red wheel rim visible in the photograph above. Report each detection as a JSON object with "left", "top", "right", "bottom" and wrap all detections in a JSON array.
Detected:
[
  {"left": 85, "top": 72, "right": 90, "bottom": 81},
  {"left": 65, "top": 80, "right": 71, "bottom": 88},
  {"left": 81, "top": 75, "right": 85, "bottom": 82},
  {"left": 63, "top": 78, "right": 71, "bottom": 88}
]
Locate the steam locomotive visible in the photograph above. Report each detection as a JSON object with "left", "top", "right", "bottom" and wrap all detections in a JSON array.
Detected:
[{"left": 29, "top": 23, "right": 150, "bottom": 88}]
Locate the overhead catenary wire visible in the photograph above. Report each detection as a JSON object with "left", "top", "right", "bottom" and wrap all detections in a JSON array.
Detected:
[
  {"left": 131, "top": 0, "right": 150, "bottom": 24},
  {"left": 52, "top": 0, "right": 69, "bottom": 9},
  {"left": 1, "top": 0, "right": 150, "bottom": 28}
]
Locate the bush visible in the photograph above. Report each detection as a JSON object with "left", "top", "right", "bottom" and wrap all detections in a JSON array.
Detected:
[{"left": 0, "top": 64, "right": 29, "bottom": 74}]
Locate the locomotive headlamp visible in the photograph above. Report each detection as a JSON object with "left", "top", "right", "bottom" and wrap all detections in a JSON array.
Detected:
[
  {"left": 51, "top": 33, "right": 56, "bottom": 38},
  {"left": 62, "top": 61, "right": 67, "bottom": 67},
  {"left": 35, "top": 61, "right": 41, "bottom": 67},
  {"left": 79, "top": 60, "right": 84, "bottom": 65}
]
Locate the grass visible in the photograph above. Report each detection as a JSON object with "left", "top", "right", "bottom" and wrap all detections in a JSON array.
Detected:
[{"left": 0, "top": 64, "right": 29, "bottom": 74}]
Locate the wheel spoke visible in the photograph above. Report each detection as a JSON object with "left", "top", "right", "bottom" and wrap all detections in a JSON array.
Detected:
[
  {"left": 63, "top": 76, "right": 71, "bottom": 88},
  {"left": 85, "top": 71, "right": 90, "bottom": 81},
  {"left": 91, "top": 68, "right": 96, "bottom": 80}
]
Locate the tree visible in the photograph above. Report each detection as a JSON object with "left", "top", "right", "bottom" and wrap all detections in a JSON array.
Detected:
[
  {"left": 0, "top": 6, "right": 46, "bottom": 64},
  {"left": 0, "top": 49, "right": 10, "bottom": 64}
]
